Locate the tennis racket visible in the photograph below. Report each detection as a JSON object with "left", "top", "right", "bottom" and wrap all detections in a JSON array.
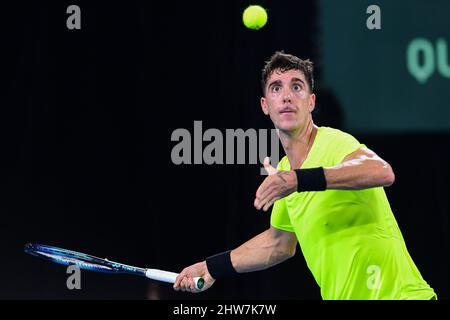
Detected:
[{"left": 24, "top": 243, "right": 204, "bottom": 290}]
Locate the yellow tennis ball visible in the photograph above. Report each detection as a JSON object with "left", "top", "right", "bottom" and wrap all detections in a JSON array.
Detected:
[{"left": 243, "top": 5, "right": 268, "bottom": 30}]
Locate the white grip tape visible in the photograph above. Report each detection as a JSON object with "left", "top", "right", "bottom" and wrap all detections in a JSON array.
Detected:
[
  {"left": 145, "top": 268, "right": 178, "bottom": 283},
  {"left": 145, "top": 269, "right": 203, "bottom": 289}
]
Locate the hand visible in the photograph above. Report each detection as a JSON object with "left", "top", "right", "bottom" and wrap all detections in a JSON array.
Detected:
[
  {"left": 173, "top": 261, "right": 215, "bottom": 293},
  {"left": 254, "top": 157, "right": 297, "bottom": 211}
]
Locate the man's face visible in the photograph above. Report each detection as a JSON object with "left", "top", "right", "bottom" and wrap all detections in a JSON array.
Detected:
[{"left": 261, "top": 69, "right": 315, "bottom": 133}]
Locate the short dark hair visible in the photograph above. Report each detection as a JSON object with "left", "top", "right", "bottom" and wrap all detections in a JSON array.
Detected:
[{"left": 261, "top": 51, "right": 314, "bottom": 95}]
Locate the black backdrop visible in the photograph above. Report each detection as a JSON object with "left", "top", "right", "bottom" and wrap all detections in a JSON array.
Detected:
[{"left": 1, "top": 1, "right": 448, "bottom": 300}]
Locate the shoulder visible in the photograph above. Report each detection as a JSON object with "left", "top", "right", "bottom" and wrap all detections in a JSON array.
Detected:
[
  {"left": 315, "top": 127, "right": 364, "bottom": 164},
  {"left": 318, "top": 126, "right": 360, "bottom": 145},
  {"left": 276, "top": 155, "right": 290, "bottom": 170}
]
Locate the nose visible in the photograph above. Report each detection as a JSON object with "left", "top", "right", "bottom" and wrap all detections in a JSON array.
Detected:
[{"left": 283, "top": 91, "right": 292, "bottom": 104}]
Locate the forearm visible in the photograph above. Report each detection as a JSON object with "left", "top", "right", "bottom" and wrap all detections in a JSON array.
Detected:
[
  {"left": 175, "top": 228, "right": 296, "bottom": 292},
  {"left": 323, "top": 156, "right": 395, "bottom": 190},
  {"left": 230, "top": 229, "right": 295, "bottom": 273}
]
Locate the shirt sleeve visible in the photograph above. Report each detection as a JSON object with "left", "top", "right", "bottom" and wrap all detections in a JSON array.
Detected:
[
  {"left": 330, "top": 131, "right": 367, "bottom": 164},
  {"left": 270, "top": 197, "right": 295, "bottom": 232},
  {"left": 270, "top": 156, "right": 295, "bottom": 232}
]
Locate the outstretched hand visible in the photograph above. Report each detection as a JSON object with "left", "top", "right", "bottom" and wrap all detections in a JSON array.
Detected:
[{"left": 254, "top": 157, "right": 298, "bottom": 211}]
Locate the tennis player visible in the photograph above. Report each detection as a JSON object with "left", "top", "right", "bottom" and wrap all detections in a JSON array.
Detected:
[{"left": 174, "top": 51, "right": 437, "bottom": 300}]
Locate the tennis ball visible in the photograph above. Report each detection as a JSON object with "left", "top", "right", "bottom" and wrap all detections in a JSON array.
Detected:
[{"left": 243, "top": 5, "right": 268, "bottom": 30}]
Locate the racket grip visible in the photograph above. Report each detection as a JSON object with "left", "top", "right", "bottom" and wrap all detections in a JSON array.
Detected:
[
  {"left": 145, "top": 269, "right": 205, "bottom": 290},
  {"left": 193, "top": 277, "right": 205, "bottom": 290}
]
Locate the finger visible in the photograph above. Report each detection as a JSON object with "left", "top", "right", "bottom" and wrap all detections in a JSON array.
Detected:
[
  {"left": 266, "top": 165, "right": 278, "bottom": 175},
  {"left": 255, "top": 177, "right": 271, "bottom": 199},
  {"left": 184, "top": 278, "right": 193, "bottom": 291},
  {"left": 257, "top": 182, "right": 277, "bottom": 208},
  {"left": 256, "top": 194, "right": 269, "bottom": 211},
  {"left": 255, "top": 197, "right": 266, "bottom": 210},
  {"left": 181, "top": 278, "right": 191, "bottom": 292},
  {"left": 263, "top": 196, "right": 279, "bottom": 211},
  {"left": 255, "top": 177, "right": 278, "bottom": 209},
  {"left": 174, "top": 276, "right": 182, "bottom": 290},
  {"left": 257, "top": 181, "right": 276, "bottom": 204},
  {"left": 174, "top": 272, "right": 186, "bottom": 289},
  {"left": 174, "top": 274, "right": 183, "bottom": 287},
  {"left": 189, "top": 278, "right": 196, "bottom": 291},
  {"left": 256, "top": 185, "right": 273, "bottom": 210},
  {"left": 263, "top": 157, "right": 278, "bottom": 175},
  {"left": 258, "top": 189, "right": 278, "bottom": 211},
  {"left": 255, "top": 194, "right": 264, "bottom": 210}
]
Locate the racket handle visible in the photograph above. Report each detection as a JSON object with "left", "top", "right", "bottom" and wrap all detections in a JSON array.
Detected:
[
  {"left": 145, "top": 269, "right": 205, "bottom": 290},
  {"left": 193, "top": 277, "right": 205, "bottom": 290}
]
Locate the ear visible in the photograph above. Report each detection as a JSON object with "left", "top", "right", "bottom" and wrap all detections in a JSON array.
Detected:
[
  {"left": 260, "top": 97, "right": 269, "bottom": 115},
  {"left": 309, "top": 93, "right": 316, "bottom": 113}
]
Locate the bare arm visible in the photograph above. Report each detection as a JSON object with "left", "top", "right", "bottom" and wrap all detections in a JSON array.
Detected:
[
  {"left": 173, "top": 226, "right": 297, "bottom": 292},
  {"left": 231, "top": 226, "right": 297, "bottom": 273},
  {"left": 255, "top": 147, "right": 395, "bottom": 211},
  {"left": 324, "top": 147, "right": 395, "bottom": 190}
]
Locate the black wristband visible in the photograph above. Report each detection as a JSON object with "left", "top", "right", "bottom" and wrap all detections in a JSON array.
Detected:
[
  {"left": 205, "top": 250, "right": 237, "bottom": 280},
  {"left": 295, "top": 167, "right": 327, "bottom": 192}
]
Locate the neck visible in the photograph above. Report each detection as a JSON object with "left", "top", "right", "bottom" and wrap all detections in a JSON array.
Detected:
[{"left": 278, "top": 120, "right": 317, "bottom": 169}]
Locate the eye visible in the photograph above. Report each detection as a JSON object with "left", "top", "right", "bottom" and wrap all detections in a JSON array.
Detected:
[
  {"left": 271, "top": 85, "right": 281, "bottom": 93},
  {"left": 293, "top": 83, "right": 302, "bottom": 92}
]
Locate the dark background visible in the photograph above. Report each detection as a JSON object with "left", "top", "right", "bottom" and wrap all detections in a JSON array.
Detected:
[{"left": 1, "top": 1, "right": 449, "bottom": 299}]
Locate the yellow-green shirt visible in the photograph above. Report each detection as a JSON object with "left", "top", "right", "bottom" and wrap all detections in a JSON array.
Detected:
[{"left": 271, "top": 126, "right": 436, "bottom": 300}]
